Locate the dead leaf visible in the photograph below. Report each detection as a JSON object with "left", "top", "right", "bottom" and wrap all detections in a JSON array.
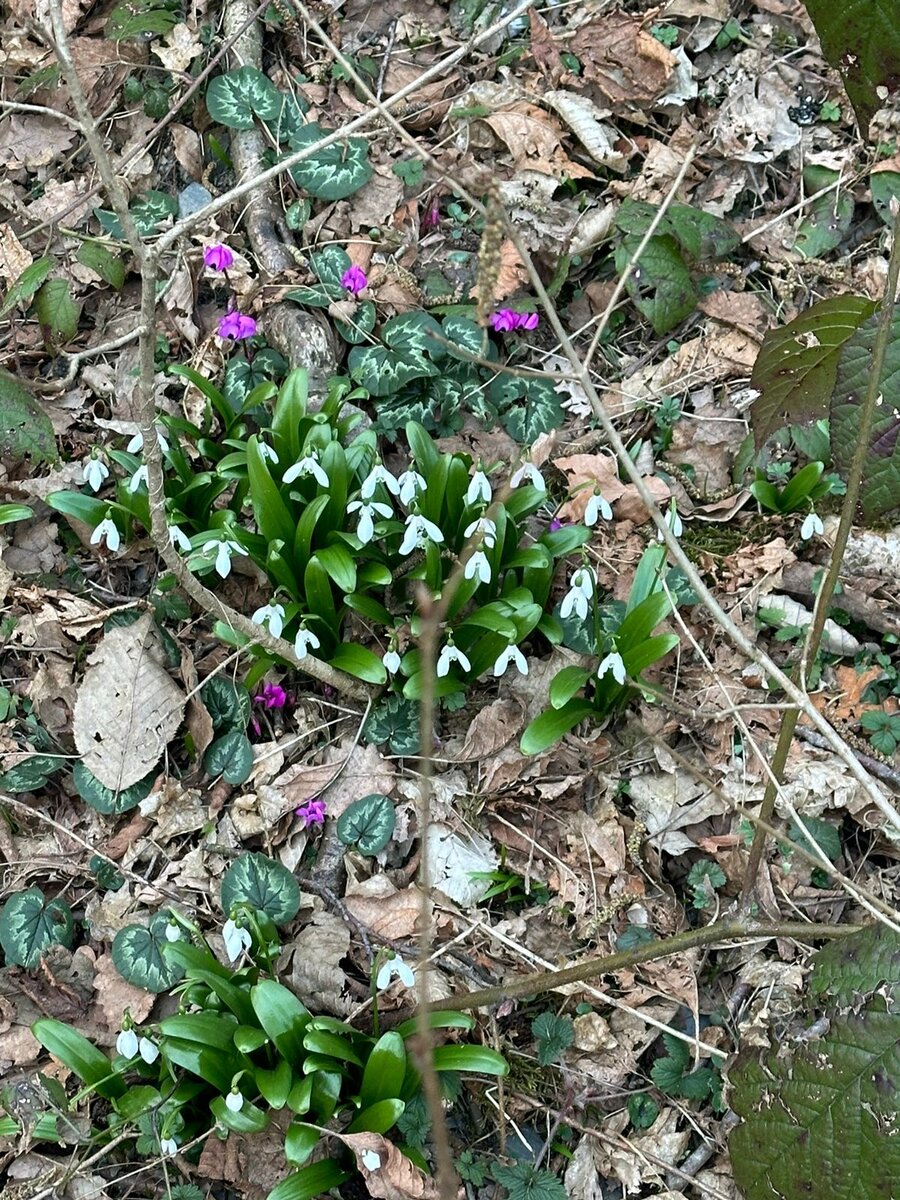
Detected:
[
  {"left": 571, "top": 14, "right": 675, "bottom": 108},
  {"left": 338, "top": 1133, "right": 439, "bottom": 1200},
  {"left": 344, "top": 873, "right": 421, "bottom": 939},
  {"left": 0, "top": 115, "right": 76, "bottom": 171},
  {"left": 460, "top": 698, "right": 524, "bottom": 760},
  {"left": 425, "top": 823, "right": 498, "bottom": 906},
  {"left": 530, "top": 10, "right": 566, "bottom": 84},
  {"left": 140, "top": 778, "right": 206, "bottom": 841},
  {"left": 553, "top": 453, "right": 625, "bottom": 522},
  {"left": 0, "top": 226, "right": 32, "bottom": 286},
  {"left": 286, "top": 909, "right": 351, "bottom": 1016},
  {"left": 73, "top": 612, "right": 186, "bottom": 790},
  {"left": 169, "top": 123, "right": 203, "bottom": 178},
  {"left": 152, "top": 22, "right": 203, "bottom": 73}
]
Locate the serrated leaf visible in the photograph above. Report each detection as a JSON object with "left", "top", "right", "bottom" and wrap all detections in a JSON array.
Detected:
[
  {"left": 750, "top": 294, "right": 876, "bottom": 449},
  {"left": 112, "top": 917, "right": 185, "bottom": 992},
  {"left": 803, "top": 0, "right": 900, "bottom": 136},
  {"left": 72, "top": 761, "right": 155, "bottom": 814},
  {"left": 206, "top": 66, "right": 284, "bottom": 130},
  {"left": 221, "top": 851, "right": 301, "bottom": 925},
  {"left": 0, "top": 888, "right": 74, "bottom": 968},
  {"left": 76, "top": 243, "right": 125, "bottom": 289},
  {"left": 336, "top": 793, "right": 396, "bottom": 855},
  {"left": 728, "top": 1006, "right": 900, "bottom": 1200},
  {"left": 810, "top": 924, "right": 900, "bottom": 1006},
  {"left": 531, "top": 1012, "right": 574, "bottom": 1066},
  {"left": 0, "top": 256, "right": 54, "bottom": 317},
  {"left": 491, "top": 1162, "right": 566, "bottom": 1200},
  {"left": 203, "top": 730, "right": 254, "bottom": 784},
  {"left": 288, "top": 123, "right": 372, "bottom": 200},
  {"left": 615, "top": 234, "right": 698, "bottom": 336},
  {"left": 786, "top": 816, "right": 842, "bottom": 863}
]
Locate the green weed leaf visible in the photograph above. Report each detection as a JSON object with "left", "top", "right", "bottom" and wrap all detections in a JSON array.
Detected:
[
  {"left": 0, "top": 256, "right": 55, "bottom": 316},
  {"left": 803, "top": 0, "right": 900, "bottom": 135},
  {"left": 0, "top": 368, "right": 57, "bottom": 465},
  {"left": 531, "top": 1012, "right": 574, "bottom": 1065}
]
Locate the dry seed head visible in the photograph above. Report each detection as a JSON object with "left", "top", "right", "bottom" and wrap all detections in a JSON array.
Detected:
[{"left": 474, "top": 192, "right": 506, "bottom": 326}]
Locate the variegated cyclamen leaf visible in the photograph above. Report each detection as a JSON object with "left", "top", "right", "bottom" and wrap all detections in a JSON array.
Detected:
[
  {"left": 348, "top": 344, "right": 436, "bottom": 397},
  {"left": 435, "top": 315, "right": 491, "bottom": 362},
  {"left": 491, "top": 375, "right": 564, "bottom": 443},
  {"left": 335, "top": 301, "right": 377, "bottom": 345},
  {"left": 287, "top": 123, "right": 372, "bottom": 200},
  {"left": 263, "top": 92, "right": 309, "bottom": 145},
  {"left": 307, "top": 246, "right": 352, "bottom": 294},
  {"left": 206, "top": 66, "right": 285, "bottom": 130},
  {"left": 383, "top": 311, "right": 444, "bottom": 358},
  {"left": 0, "top": 888, "right": 75, "bottom": 968}
]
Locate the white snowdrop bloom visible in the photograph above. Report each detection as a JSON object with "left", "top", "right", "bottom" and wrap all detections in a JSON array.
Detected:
[
  {"left": 347, "top": 499, "right": 392, "bottom": 545},
  {"left": 360, "top": 463, "right": 400, "bottom": 499},
  {"left": 376, "top": 953, "right": 415, "bottom": 990},
  {"left": 584, "top": 491, "right": 613, "bottom": 526},
  {"left": 464, "top": 550, "right": 492, "bottom": 584},
  {"left": 225, "top": 1090, "right": 244, "bottom": 1113},
  {"left": 560, "top": 566, "right": 595, "bottom": 620},
  {"left": 466, "top": 469, "right": 492, "bottom": 505},
  {"left": 397, "top": 469, "right": 426, "bottom": 505},
  {"left": 293, "top": 626, "right": 321, "bottom": 661},
  {"left": 436, "top": 641, "right": 471, "bottom": 678},
  {"left": 139, "top": 1037, "right": 159, "bottom": 1065},
  {"left": 282, "top": 450, "right": 328, "bottom": 488},
  {"left": 657, "top": 504, "right": 683, "bottom": 541},
  {"left": 202, "top": 539, "right": 247, "bottom": 579},
  {"left": 222, "top": 918, "right": 252, "bottom": 963},
  {"left": 383, "top": 649, "right": 402, "bottom": 674},
  {"left": 494, "top": 645, "right": 528, "bottom": 677},
  {"left": 159, "top": 1137, "right": 178, "bottom": 1157},
  {"left": 82, "top": 456, "right": 109, "bottom": 492},
  {"left": 91, "top": 516, "right": 120, "bottom": 552},
  {"left": 399, "top": 512, "right": 444, "bottom": 556},
  {"left": 127, "top": 465, "right": 149, "bottom": 494},
  {"left": 510, "top": 462, "right": 546, "bottom": 491},
  {"left": 463, "top": 516, "right": 497, "bottom": 549},
  {"left": 597, "top": 651, "right": 627, "bottom": 685},
  {"left": 165, "top": 923, "right": 181, "bottom": 942},
  {"left": 251, "top": 601, "right": 286, "bottom": 639},
  {"left": 801, "top": 511, "right": 824, "bottom": 541},
  {"left": 168, "top": 524, "right": 191, "bottom": 552},
  {"left": 258, "top": 440, "right": 279, "bottom": 464},
  {"left": 361, "top": 1150, "right": 382, "bottom": 1171},
  {"left": 116, "top": 1027, "right": 139, "bottom": 1058},
  {"left": 127, "top": 426, "right": 169, "bottom": 455}
]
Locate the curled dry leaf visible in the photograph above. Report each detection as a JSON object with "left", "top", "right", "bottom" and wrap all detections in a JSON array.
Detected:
[
  {"left": 73, "top": 612, "right": 186, "bottom": 790},
  {"left": 338, "top": 1133, "right": 439, "bottom": 1200}
]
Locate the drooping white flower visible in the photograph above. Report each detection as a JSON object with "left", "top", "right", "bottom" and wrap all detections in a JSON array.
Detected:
[
  {"left": 657, "top": 503, "right": 683, "bottom": 541},
  {"left": 168, "top": 524, "right": 191, "bottom": 552},
  {"left": 464, "top": 550, "right": 491, "bottom": 584},
  {"left": 116, "top": 1027, "right": 139, "bottom": 1058},
  {"left": 510, "top": 462, "right": 546, "bottom": 491},
  {"left": 360, "top": 464, "right": 400, "bottom": 499},
  {"left": 560, "top": 566, "right": 595, "bottom": 621},
  {"left": 383, "top": 649, "right": 402, "bottom": 674},
  {"left": 584, "top": 491, "right": 613, "bottom": 526},
  {"left": 597, "top": 651, "right": 627, "bottom": 685},
  {"left": 293, "top": 626, "right": 321, "bottom": 661},
  {"left": 397, "top": 469, "right": 426, "bottom": 505},
  {"left": 282, "top": 450, "right": 328, "bottom": 488},
  {"left": 222, "top": 918, "right": 252, "bottom": 963},
  {"left": 466, "top": 469, "right": 492, "bottom": 505},
  {"left": 258, "top": 439, "right": 279, "bottom": 464},
  {"left": 361, "top": 1149, "right": 382, "bottom": 1171},
  {"left": 159, "top": 1137, "right": 178, "bottom": 1157},
  {"left": 464, "top": 516, "right": 497, "bottom": 549},
  {"left": 127, "top": 465, "right": 149, "bottom": 494},
  {"left": 399, "top": 512, "right": 444, "bottom": 556},
  {"left": 494, "top": 645, "right": 528, "bottom": 677},
  {"left": 139, "top": 1036, "right": 159, "bottom": 1065},
  {"left": 225, "top": 1090, "right": 244, "bottom": 1113},
  {"left": 347, "top": 499, "right": 392, "bottom": 545},
  {"left": 801, "top": 511, "right": 824, "bottom": 541},
  {"left": 376, "top": 952, "right": 416, "bottom": 990},
  {"left": 82, "top": 455, "right": 109, "bottom": 492},
  {"left": 202, "top": 539, "right": 248, "bottom": 579},
  {"left": 436, "top": 640, "right": 471, "bottom": 678},
  {"left": 165, "top": 923, "right": 181, "bottom": 942},
  {"left": 251, "top": 601, "right": 286, "bottom": 639},
  {"left": 91, "top": 516, "right": 120, "bottom": 552},
  {"left": 127, "top": 426, "right": 170, "bottom": 455}
]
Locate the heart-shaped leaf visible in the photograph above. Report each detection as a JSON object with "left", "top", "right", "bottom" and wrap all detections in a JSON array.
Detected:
[
  {"left": 336, "top": 794, "right": 396, "bottom": 855},
  {"left": 73, "top": 761, "right": 156, "bottom": 814},
  {"left": 0, "top": 888, "right": 74, "bottom": 968},
  {"left": 288, "top": 123, "right": 372, "bottom": 200},
  {"left": 203, "top": 730, "right": 254, "bottom": 784},
  {"left": 206, "top": 66, "right": 285, "bottom": 130},
  {"left": 112, "top": 912, "right": 185, "bottom": 993},
  {"left": 221, "top": 851, "right": 301, "bottom": 925}
]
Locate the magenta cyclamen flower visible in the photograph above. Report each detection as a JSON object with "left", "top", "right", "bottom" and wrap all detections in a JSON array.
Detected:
[
  {"left": 204, "top": 243, "right": 234, "bottom": 271},
  {"left": 519, "top": 312, "right": 539, "bottom": 330},
  {"left": 549, "top": 517, "right": 565, "bottom": 532},
  {"left": 254, "top": 682, "right": 287, "bottom": 710},
  {"left": 296, "top": 798, "right": 327, "bottom": 827},
  {"left": 341, "top": 265, "right": 368, "bottom": 295},
  {"left": 491, "top": 308, "right": 539, "bottom": 333},
  {"left": 218, "top": 311, "right": 257, "bottom": 340},
  {"left": 422, "top": 202, "right": 441, "bottom": 231}
]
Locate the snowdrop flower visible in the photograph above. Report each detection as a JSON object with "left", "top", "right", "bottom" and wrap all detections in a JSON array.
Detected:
[
  {"left": 222, "top": 918, "right": 252, "bottom": 962},
  {"left": 258, "top": 439, "right": 279, "bottom": 464},
  {"left": 657, "top": 503, "right": 683, "bottom": 541},
  {"left": 383, "top": 648, "right": 402, "bottom": 674},
  {"left": 127, "top": 465, "right": 149, "bottom": 493},
  {"left": 160, "top": 1137, "right": 178, "bottom": 1157},
  {"left": 510, "top": 462, "right": 546, "bottom": 491},
  {"left": 341, "top": 264, "right": 368, "bottom": 295},
  {"left": 127, "top": 426, "right": 170, "bottom": 455},
  {"left": 91, "top": 516, "right": 120, "bottom": 552},
  {"left": 361, "top": 463, "right": 400, "bottom": 499},
  {"left": 82, "top": 455, "right": 108, "bottom": 492},
  {"left": 139, "top": 1036, "right": 159, "bottom": 1065},
  {"left": 560, "top": 566, "right": 595, "bottom": 621},
  {"left": 494, "top": 644, "right": 528, "bottom": 677},
  {"left": 283, "top": 450, "right": 328, "bottom": 488},
  {"left": 397, "top": 469, "right": 426, "bottom": 505},
  {"left": 225, "top": 1090, "right": 244, "bottom": 1113},
  {"left": 293, "top": 625, "right": 321, "bottom": 660},
  {"left": 464, "top": 550, "right": 492, "bottom": 584},
  {"left": 399, "top": 512, "right": 444, "bottom": 556},
  {"left": 376, "top": 952, "right": 415, "bottom": 990},
  {"left": 801, "top": 511, "right": 824, "bottom": 540},
  {"left": 466, "top": 468, "right": 492, "bottom": 505},
  {"left": 203, "top": 539, "right": 248, "bottom": 579},
  {"left": 584, "top": 491, "right": 612, "bottom": 526},
  {"left": 436, "top": 639, "right": 471, "bottom": 678},
  {"left": 464, "top": 515, "right": 497, "bottom": 549},
  {"left": 361, "top": 1150, "right": 382, "bottom": 1171},
  {"left": 169, "top": 523, "right": 191, "bottom": 552},
  {"left": 218, "top": 311, "right": 257, "bottom": 340},
  {"left": 116, "top": 1027, "right": 139, "bottom": 1058},
  {"left": 251, "top": 601, "right": 286, "bottom": 639},
  {"left": 597, "top": 651, "right": 627, "bottom": 685},
  {"left": 165, "top": 923, "right": 181, "bottom": 942},
  {"left": 348, "top": 499, "right": 392, "bottom": 545},
  {"left": 204, "top": 243, "right": 234, "bottom": 271}
]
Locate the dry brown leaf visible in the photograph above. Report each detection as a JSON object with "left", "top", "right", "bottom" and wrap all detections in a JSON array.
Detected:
[
  {"left": 152, "top": 22, "right": 203, "bottom": 73},
  {"left": 73, "top": 612, "right": 186, "bottom": 790},
  {"left": 338, "top": 1133, "right": 439, "bottom": 1200},
  {"left": 810, "top": 664, "right": 884, "bottom": 724},
  {"left": 140, "top": 778, "right": 206, "bottom": 841},
  {"left": 0, "top": 225, "right": 32, "bottom": 286},
  {"left": 344, "top": 874, "right": 421, "bottom": 939},
  {"left": 460, "top": 698, "right": 524, "bottom": 761},
  {"left": 553, "top": 453, "right": 625, "bottom": 522},
  {"left": 286, "top": 909, "right": 351, "bottom": 1016},
  {"left": 572, "top": 14, "right": 675, "bottom": 107},
  {"left": 0, "top": 115, "right": 76, "bottom": 170},
  {"left": 169, "top": 123, "right": 203, "bottom": 178}
]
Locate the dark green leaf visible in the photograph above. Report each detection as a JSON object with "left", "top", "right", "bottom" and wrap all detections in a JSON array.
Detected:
[
  {"left": 520, "top": 700, "right": 594, "bottom": 756},
  {"left": 0, "top": 256, "right": 55, "bottom": 317},
  {"left": 336, "top": 793, "right": 396, "bottom": 855},
  {"left": 206, "top": 66, "right": 285, "bottom": 130},
  {"left": 267, "top": 1161, "right": 349, "bottom": 1200},
  {"left": 203, "top": 730, "right": 254, "bottom": 784},
  {"left": 615, "top": 234, "right": 697, "bottom": 336},
  {"left": 221, "top": 851, "right": 301, "bottom": 924},
  {"left": 491, "top": 1162, "right": 566, "bottom": 1200},
  {"left": 531, "top": 1012, "right": 574, "bottom": 1066},
  {"left": 328, "top": 644, "right": 387, "bottom": 684},
  {"left": 803, "top": 0, "right": 900, "bottom": 136},
  {"left": 0, "top": 888, "right": 74, "bottom": 968},
  {"left": 251, "top": 980, "right": 312, "bottom": 1069},
  {"left": 287, "top": 123, "right": 372, "bottom": 200},
  {"left": 201, "top": 676, "right": 251, "bottom": 732},
  {"left": 0, "top": 368, "right": 57, "bottom": 465},
  {"left": 810, "top": 924, "right": 900, "bottom": 1006},
  {"left": 76, "top": 243, "right": 126, "bottom": 289},
  {"left": 73, "top": 761, "right": 155, "bottom": 814},
  {"left": 794, "top": 166, "right": 854, "bottom": 258},
  {"left": 32, "top": 1018, "right": 125, "bottom": 1099},
  {"left": 0, "top": 754, "right": 63, "bottom": 793}
]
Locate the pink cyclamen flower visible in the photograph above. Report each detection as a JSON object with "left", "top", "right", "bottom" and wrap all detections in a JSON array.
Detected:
[
  {"left": 341, "top": 265, "right": 368, "bottom": 295},
  {"left": 549, "top": 517, "right": 565, "bottom": 532},
  {"left": 422, "top": 202, "right": 441, "bottom": 231},
  {"left": 218, "top": 311, "right": 257, "bottom": 340},
  {"left": 254, "top": 682, "right": 287, "bottom": 710},
  {"left": 296, "top": 798, "right": 327, "bottom": 827},
  {"left": 519, "top": 312, "right": 539, "bottom": 330},
  {"left": 204, "top": 243, "right": 234, "bottom": 271},
  {"left": 490, "top": 308, "right": 518, "bottom": 333}
]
